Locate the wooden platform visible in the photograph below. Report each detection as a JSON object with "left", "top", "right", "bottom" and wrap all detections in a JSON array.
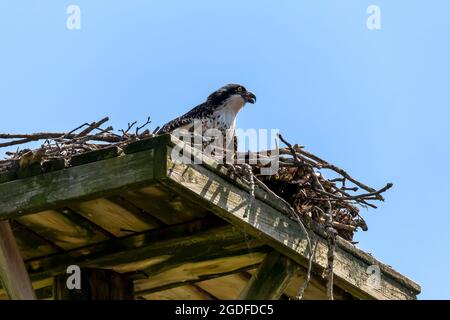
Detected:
[{"left": 0, "top": 135, "right": 421, "bottom": 300}]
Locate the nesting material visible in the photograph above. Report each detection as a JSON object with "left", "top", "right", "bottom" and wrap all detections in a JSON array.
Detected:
[{"left": 0, "top": 117, "right": 392, "bottom": 241}]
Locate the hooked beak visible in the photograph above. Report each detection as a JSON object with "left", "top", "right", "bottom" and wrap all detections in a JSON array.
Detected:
[{"left": 242, "top": 91, "right": 256, "bottom": 104}]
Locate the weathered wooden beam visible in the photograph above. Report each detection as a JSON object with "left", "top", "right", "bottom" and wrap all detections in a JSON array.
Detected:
[
  {"left": 196, "top": 272, "right": 252, "bottom": 300},
  {"left": 0, "top": 149, "right": 159, "bottom": 221},
  {"left": 135, "top": 264, "right": 259, "bottom": 298},
  {"left": 283, "top": 264, "right": 354, "bottom": 300},
  {"left": 0, "top": 221, "right": 36, "bottom": 300},
  {"left": 54, "top": 268, "right": 134, "bottom": 300},
  {"left": 160, "top": 145, "right": 421, "bottom": 300},
  {"left": 142, "top": 284, "right": 217, "bottom": 300},
  {"left": 16, "top": 209, "right": 109, "bottom": 250},
  {"left": 238, "top": 251, "right": 299, "bottom": 300},
  {"left": 7, "top": 217, "right": 268, "bottom": 299},
  {"left": 10, "top": 220, "right": 60, "bottom": 260},
  {"left": 17, "top": 218, "right": 265, "bottom": 289},
  {"left": 134, "top": 248, "right": 267, "bottom": 295},
  {"left": 0, "top": 278, "right": 54, "bottom": 300},
  {"left": 69, "top": 198, "right": 160, "bottom": 237},
  {"left": 122, "top": 185, "right": 208, "bottom": 225}
]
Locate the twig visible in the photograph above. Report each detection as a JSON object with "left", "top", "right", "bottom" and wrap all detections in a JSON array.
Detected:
[
  {"left": 251, "top": 167, "right": 314, "bottom": 300},
  {"left": 76, "top": 117, "right": 109, "bottom": 137},
  {"left": 278, "top": 133, "right": 336, "bottom": 300},
  {"left": 121, "top": 121, "right": 137, "bottom": 137},
  {"left": 135, "top": 116, "right": 152, "bottom": 136}
]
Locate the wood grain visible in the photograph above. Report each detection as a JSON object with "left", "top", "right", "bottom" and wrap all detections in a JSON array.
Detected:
[
  {"left": 162, "top": 148, "right": 420, "bottom": 300},
  {"left": 17, "top": 210, "right": 108, "bottom": 250},
  {"left": 0, "top": 149, "right": 156, "bottom": 220},
  {"left": 0, "top": 221, "right": 36, "bottom": 299},
  {"left": 238, "top": 251, "right": 298, "bottom": 300},
  {"left": 71, "top": 198, "right": 160, "bottom": 237}
]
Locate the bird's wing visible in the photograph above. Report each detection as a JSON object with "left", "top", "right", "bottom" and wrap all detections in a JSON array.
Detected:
[{"left": 158, "top": 101, "right": 215, "bottom": 133}]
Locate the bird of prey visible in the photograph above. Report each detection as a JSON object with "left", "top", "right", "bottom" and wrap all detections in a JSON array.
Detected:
[{"left": 158, "top": 84, "right": 256, "bottom": 153}]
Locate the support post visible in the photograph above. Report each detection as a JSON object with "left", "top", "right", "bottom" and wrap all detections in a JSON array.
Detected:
[
  {"left": 54, "top": 268, "right": 134, "bottom": 300},
  {"left": 0, "top": 220, "right": 36, "bottom": 300},
  {"left": 238, "top": 250, "right": 299, "bottom": 300}
]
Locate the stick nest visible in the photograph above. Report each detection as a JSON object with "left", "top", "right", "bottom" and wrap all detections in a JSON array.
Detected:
[{"left": 0, "top": 117, "right": 392, "bottom": 242}]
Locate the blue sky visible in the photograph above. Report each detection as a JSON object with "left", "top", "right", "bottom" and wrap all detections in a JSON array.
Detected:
[{"left": 1, "top": 1, "right": 449, "bottom": 299}]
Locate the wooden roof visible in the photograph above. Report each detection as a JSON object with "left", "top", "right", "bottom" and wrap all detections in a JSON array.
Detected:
[{"left": 0, "top": 134, "right": 421, "bottom": 300}]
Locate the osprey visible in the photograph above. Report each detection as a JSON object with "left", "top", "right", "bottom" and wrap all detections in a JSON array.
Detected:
[{"left": 159, "top": 84, "right": 256, "bottom": 151}]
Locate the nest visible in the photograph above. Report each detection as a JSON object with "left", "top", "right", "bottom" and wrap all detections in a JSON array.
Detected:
[{"left": 0, "top": 117, "right": 392, "bottom": 242}]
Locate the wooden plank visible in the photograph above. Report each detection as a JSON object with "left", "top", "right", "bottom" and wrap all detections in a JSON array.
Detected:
[
  {"left": 17, "top": 210, "right": 108, "bottom": 250},
  {"left": 142, "top": 285, "right": 214, "bottom": 300},
  {"left": 10, "top": 220, "right": 58, "bottom": 260},
  {"left": 0, "top": 149, "right": 157, "bottom": 221},
  {"left": 122, "top": 184, "right": 208, "bottom": 225},
  {"left": 134, "top": 264, "right": 259, "bottom": 297},
  {"left": 41, "top": 158, "right": 65, "bottom": 173},
  {"left": 0, "top": 278, "right": 54, "bottom": 300},
  {"left": 122, "top": 134, "right": 172, "bottom": 155},
  {"left": 17, "top": 163, "right": 42, "bottom": 179},
  {"left": 238, "top": 251, "right": 299, "bottom": 300},
  {"left": 69, "top": 146, "right": 119, "bottom": 167},
  {"left": 107, "top": 196, "right": 164, "bottom": 228},
  {"left": 0, "top": 221, "right": 36, "bottom": 300},
  {"left": 161, "top": 149, "right": 421, "bottom": 300},
  {"left": 196, "top": 273, "right": 249, "bottom": 300},
  {"left": 283, "top": 265, "right": 353, "bottom": 300},
  {"left": 134, "top": 251, "right": 267, "bottom": 295},
  {"left": 21, "top": 218, "right": 265, "bottom": 286},
  {"left": 70, "top": 198, "right": 160, "bottom": 237},
  {"left": 0, "top": 167, "right": 17, "bottom": 184}
]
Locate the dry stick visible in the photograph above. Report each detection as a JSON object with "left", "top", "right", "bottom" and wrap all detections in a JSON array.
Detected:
[
  {"left": 240, "top": 164, "right": 255, "bottom": 219},
  {"left": 121, "top": 121, "right": 137, "bottom": 137},
  {"left": 59, "top": 126, "right": 114, "bottom": 145},
  {"left": 0, "top": 117, "right": 119, "bottom": 149},
  {"left": 314, "top": 184, "right": 392, "bottom": 204},
  {"left": 309, "top": 197, "right": 376, "bottom": 210},
  {"left": 278, "top": 133, "right": 336, "bottom": 300},
  {"left": 341, "top": 186, "right": 358, "bottom": 192},
  {"left": 251, "top": 176, "right": 314, "bottom": 300},
  {"left": 232, "top": 148, "right": 314, "bottom": 298},
  {"left": 280, "top": 135, "right": 389, "bottom": 297},
  {"left": 76, "top": 117, "right": 109, "bottom": 137},
  {"left": 309, "top": 171, "right": 336, "bottom": 300},
  {"left": 0, "top": 133, "right": 69, "bottom": 139},
  {"left": 64, "top": 123, "right": 90, "bottom": 137},
  {"left": 258, "top": 149, "right": 372, "bottom": 215},
  {"left": 135, "top": 116, "right": 152, "bottom": 136},
  {"left": 296, "top": 149, "right": 381, "bottom": 198},
  {"left": 152, "top": 126, "right": 161, "bottom": 134},
  {"left": 0, "top": 132, "right": 122, "bottom": 149},
  {"left": 256, "top": 134, "right": 316, "bottom": 299},
  {"left": 280, "top": 146, "right": 383, "bottom": 200},
  {"left": 319, "top": 219, "right": 357, "bottom": 231},
  {"left": 0, "top": 137, "right": 36, "bottom": 148},
  {"left": 276, "top": 155, "right": 381, "bottom": 209},
  {"left": 0, "top": 119, "right": 104, "bottom": 142}
]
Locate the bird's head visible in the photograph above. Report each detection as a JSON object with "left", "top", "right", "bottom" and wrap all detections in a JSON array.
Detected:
[{"left": 207, "top": 84, "right": 256, "bottom": 107}]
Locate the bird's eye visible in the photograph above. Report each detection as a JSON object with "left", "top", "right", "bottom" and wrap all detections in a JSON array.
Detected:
[{"left": 237, "top": 86, "right": 243, "bottom": 93}]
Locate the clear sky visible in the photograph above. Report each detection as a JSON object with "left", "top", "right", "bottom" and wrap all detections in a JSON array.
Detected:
[{"left": 1, "top": 1, "right": 449, "bottom": 299}]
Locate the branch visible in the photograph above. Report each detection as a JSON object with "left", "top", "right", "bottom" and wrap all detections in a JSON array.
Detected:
[{"left": 76, "top": 117, "right": 109, "bottom": 137}]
